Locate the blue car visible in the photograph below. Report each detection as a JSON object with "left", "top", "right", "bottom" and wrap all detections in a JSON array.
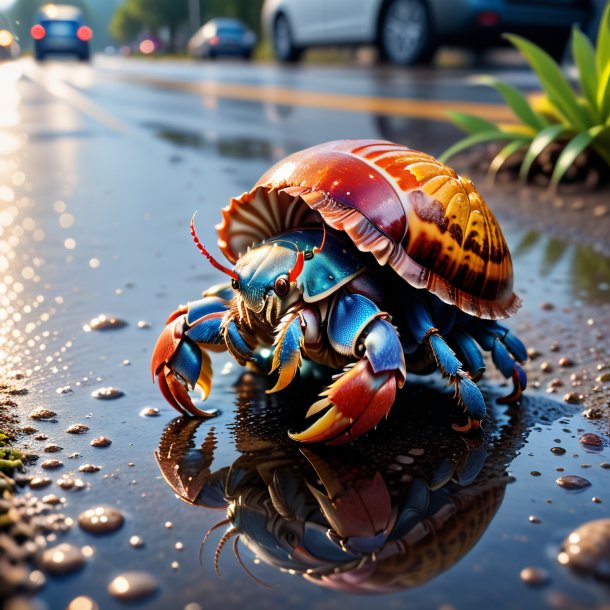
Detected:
[{"left": 31, "top": 4, "right": 92, "bottom": 61}]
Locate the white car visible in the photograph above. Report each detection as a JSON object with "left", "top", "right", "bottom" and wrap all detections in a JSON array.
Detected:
[{"left": 262, "top": 0, "right": 593, "bottom": 65}]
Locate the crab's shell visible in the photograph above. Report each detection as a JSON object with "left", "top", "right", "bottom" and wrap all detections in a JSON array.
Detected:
[{"left": 217, "top": 140, "right": 519, "bottom": 320}]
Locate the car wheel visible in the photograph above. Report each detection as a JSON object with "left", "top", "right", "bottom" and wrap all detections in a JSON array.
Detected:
[
  {"left": 379, "top": 0, "right": 435, "bottom": 66},
  {"left": 35, "top": 50, "right": 45, "bottom": 61},
  {"left": 273, "top": 14, "right": 301, "bottom": 63},
  {"left": 79, "top": 51, "right": 90, "bottom": 62}
]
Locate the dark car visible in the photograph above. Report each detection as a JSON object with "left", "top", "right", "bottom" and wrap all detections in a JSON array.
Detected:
[
  {"left": 31, "top": 4, "right": 92, "bottom": 61},
  {"left": 188, "top": 18, "right": 257, "bottom": 59}
]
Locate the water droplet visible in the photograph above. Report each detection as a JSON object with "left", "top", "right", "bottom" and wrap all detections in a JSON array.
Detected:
[
  {"left": 139, "top": 407, "right": 159, "bottom": 417},
  {"left": 520, "top": 566, "right": 550, "bottom": 586},
  {"left": 40, "top": 543, "right": 85, "bottom": 575},
  {"left": 129, "top": 535, "right": 144, "bottom": 548},
  {"left": 91, "top": 436, "right": 112, "bottom": 448},
  {"left": 66, "top": 424, "right": 89, "bottom": 434},
  {"left": 558, "top": 519, "right": 610, "bottom": 581},
  {"left": 107, "top": 571, "right": 158, "bottom": 601},
  {"left": 66, "top": 595, "right": 99, "bottom": 610},
  {"left": 83, "top": 315, "right": 128, "bottom": 332},
  {"left": 556, "top": 475, "right": 591, "bottom": 490},
  {"left": 91, "top": 387, "right": 124, "bottom": 400},
  {"left": 78, "top": 506, "right": 124, "bottom": 534}
]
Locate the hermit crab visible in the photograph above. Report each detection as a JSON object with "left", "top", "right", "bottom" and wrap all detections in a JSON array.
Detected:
[{"left": 151, "top": 139, "right": 527, "bottom": 444}]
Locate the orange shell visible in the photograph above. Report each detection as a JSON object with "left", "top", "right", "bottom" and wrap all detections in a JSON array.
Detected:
[{"left": 216, "top": 140, "right": 520, "bottom": 320}]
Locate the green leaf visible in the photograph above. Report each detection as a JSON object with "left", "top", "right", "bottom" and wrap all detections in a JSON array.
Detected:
[
  {"left": 480, "top": 76, "right": 548, "bottom": 130},
  {"left": 505, "top": 33, "right": 590, "bottom": 131},
  {"left": 572, "top": 27, "right": 599, "bottom": 115},
  {"left": 446, "top": 111, "right": 498, "bottom": 134},
  {"left": 598, "top": 60, "right": 610, "bottom": 122},
  {"left": 550, "top": 126, "right": 603, "bottom": 187},
  {"left": 596, "top": 3, "right": 610, "bottom": 78},
  {"left": 488, "top": 139, "right": 529, "bottom": 181},
  {"left": 519, "top": 123, "right": 569, "bottom": 181},
  {"left": 439, "top": 130, "right": 524, "bottom": 164},
  {"left": 590, "top": 124, "right": 610, "bottom": 166}
]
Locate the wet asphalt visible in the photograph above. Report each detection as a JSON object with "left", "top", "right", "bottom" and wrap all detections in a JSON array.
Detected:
[{"left": 1, "top": 55, "right": 609, "bottom": 609}]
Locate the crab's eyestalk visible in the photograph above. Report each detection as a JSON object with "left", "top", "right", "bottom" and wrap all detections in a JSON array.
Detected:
[
  {"left": 313, "top": 224, "right": 327, "bottom": 255},
  {"left": 190, "top": 215, "right": 239, "bottom": 282}
]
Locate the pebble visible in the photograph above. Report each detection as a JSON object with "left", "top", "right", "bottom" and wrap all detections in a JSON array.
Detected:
[
  {"left": 83, "top": 315, "right": 128, "bottom": 332},
  {"left": 139, "top": 407, "right": 160, "bottom": 417},
  {"left": 596, "top": 372, "right": 610, "bottom": 383},
  {"left": 528, "top": 515, "right": 541, "bottom": 524},
  {"left": 57, "top": 476, "right": 86, "bottom": 491},
  {"left": 42, "top": 494, "right": 62, "bottom": 505},
  {"left": 583, "top": 408, "right": 602, "bottom": 420},
  {"left": 78, "top": 464, "right": 101, "bottom": 473},
  {"left": 129, "top": 535, "right": 144, "bottom": 548},
  {"left": 551, "top": 447, "right": 566, "bottom": 455},
  {"left": 592, "top": 205, "right": 608, "bottom": 218},
  {"left": 558, "top": 519, "right": 610, "bottom": 581},
  {"left": 556, "top": 475, "right": 591, "bottom": 490},
  {"left": 66, "top": 424, "right": 89, "bottom": 434},
  {"left": 78, "top": 506, "right": 124, "bottom": 534},
  {"left": 579, "top": 433, "right": 603, "bottom": 447},
  {"left": 530, "top": 471, "right": 542, "bottom": 477},
  {"left": 29, "top": 409, "right": 56, "bottom": 420},
  {"left": 107, "top": 571, "right": 158, "bottom": 601},
  {"left": 91, "top": 387, "right": 124, "bottom": 400},
  {"left": 40, "top": 459, "right": 63, "bottom": 470},
  {"left": 29, "top": 477, "right": 52, "bottom": 490},
  {"left": 540, "top": 302, "right": 555, "bottom": 311},
  {"left": 527, "top": 347, "right": 540, "bottom": 359},
  {"left": 520, "top": 566, "right": 550, "bottom": 586},
  {"left": 137, "top": 320, "right": 151, "bottom": 329},
  {"left": 91, "top": 436, "right": 112, "bottom": 448},
  {"left": 540, "top": 362, "right": 553, "bottom": 373},
  {"left": 66, "top": 596, "right": 99, "bottom": 610},
  {"left": 558, "top": 357, "right": 574, "bottom": 367},
  {"left": 563, "top": 392, "right": 584, "bottom": 404},
  {"left": 43, "top": 444, "right": 63, "bottom": 453},
  {"left": 39, "top": 543, "right": 85, "bottom": 575}
]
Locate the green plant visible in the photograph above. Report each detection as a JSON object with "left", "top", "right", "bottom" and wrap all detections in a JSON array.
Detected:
[{"left": 441, "top": 4, "right": 610, "bottom": 188}]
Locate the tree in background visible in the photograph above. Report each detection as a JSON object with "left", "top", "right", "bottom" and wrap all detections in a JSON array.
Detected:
[{"left": 109, "top": 0, "right": 143, "bottom": 45}]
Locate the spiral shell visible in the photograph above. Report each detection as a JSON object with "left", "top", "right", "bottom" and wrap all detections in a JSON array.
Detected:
[{"left": 217, "top": 140, "right": 519, "bottom": 320}]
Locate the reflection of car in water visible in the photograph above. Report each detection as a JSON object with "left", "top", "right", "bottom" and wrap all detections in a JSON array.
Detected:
[
  {"left": 188, "top": 18, "right": 257, "bottom": 60},
  {"left": 155, "top": 373, "right": 544, "bottom": 592},
  {"left": 0, "top": 16, "right": 18, "bottom": 60},
  {"left": 263, "top": 0, "right": 593, "bottom": 65},
  {"left": 31, "top": 4, "right": 92, "bottom": 61}
]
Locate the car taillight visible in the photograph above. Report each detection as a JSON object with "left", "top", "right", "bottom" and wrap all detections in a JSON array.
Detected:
[
  {"left": 77, "top": 26, "right": 92, "bottom": 41},
  {"left": 209, "top": 35, "right": 219, "bottom": 45},
  {"left": 31, "top": 24, "right": 46, "bottom": 40}
]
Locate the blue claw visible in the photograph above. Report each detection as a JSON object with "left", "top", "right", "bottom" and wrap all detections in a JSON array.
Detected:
[
  {"left": 364, "top": 319, "right": 405, "bottom": 379},
  {"left": 225, "top": 319, "right": 252, "bottom": 364},
  {"left": 491, "top": 339, "right": 517, "bottom": 379},
  {"left": 450, "top": 330, "right": 486, "bottom": 379},
  {"left": 170, "top": 339, "right": 203, "bottom": 388},
  {"left": 428, "top": 334, "right": 461, "bottom": 377},
  {"left": 515, "top": 362, "right": 527, "bottom": 390},
  {"left": 501, "top": 330, "right": 528, "bottom": 363}
]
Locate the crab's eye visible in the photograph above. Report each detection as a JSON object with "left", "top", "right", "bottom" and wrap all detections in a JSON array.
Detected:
[
  {"left": 231, "top": 278, "right": 240, "bottom": 291},
  {"left": 274, "top": 275, "right": 290, "bottom": 297}
]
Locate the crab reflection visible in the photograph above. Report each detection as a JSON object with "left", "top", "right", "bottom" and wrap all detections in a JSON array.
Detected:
[{"left": 155, "top": 373, "right": 534, "bottom": 594}]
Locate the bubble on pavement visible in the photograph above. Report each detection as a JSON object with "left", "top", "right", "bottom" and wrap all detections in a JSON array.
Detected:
[
  {"left": 78, "top": 506, "right": 124, "bottom": 534},
  {"left": 107, "top": 571, "right": 158, "bottom": 601}
]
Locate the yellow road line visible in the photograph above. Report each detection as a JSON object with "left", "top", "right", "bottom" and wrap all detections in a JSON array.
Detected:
[{"left": 121, "top": 74, "right": 516, "bottom": 123}]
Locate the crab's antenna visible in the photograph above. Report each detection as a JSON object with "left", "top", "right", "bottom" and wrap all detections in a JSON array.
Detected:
[
  {"left": 288, "top": 248, "right": 305, "bottom": 283},
  {"left": 313, "top": 224, "right": 327, "bottom": 254},
  {"left": 200, "top": 518, "right": 230, "bottom": 567},
  {"left": 233, "top": 536, "right": 272, "bottom": 588},
  {"left": 190, "top": 214, "right": 238, "bottom": 282},
  {"left": 214, "top": 527, "right": 239, "bottom": 576}
]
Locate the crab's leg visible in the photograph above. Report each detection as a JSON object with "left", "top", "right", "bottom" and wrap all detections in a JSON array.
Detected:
[
  {"left": 290, "top": 292, "right": 406, "bottom": 445},
  {"left": 266, "top": 311, "right": 304, "bottom": 393},
  {"left": 467, "top": 320, "right": 528, "bottom": 403},
  {"left": 406, "top": 297, "right": 486, "bottom": 431}
]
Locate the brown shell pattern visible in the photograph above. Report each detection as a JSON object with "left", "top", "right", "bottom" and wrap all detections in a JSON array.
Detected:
[{"left": 216, "top": 140, "right": 520, "bottom": 320}]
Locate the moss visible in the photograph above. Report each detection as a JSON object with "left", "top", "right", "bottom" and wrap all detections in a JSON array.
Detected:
[{"left": 0, "top": 433, "right": 22, "bottom": 474}]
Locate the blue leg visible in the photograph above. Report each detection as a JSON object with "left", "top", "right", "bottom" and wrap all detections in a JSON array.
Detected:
[
  {"left": 467, "top": 320, "right": 527, "bottom": 403},
  {"left": 406, "top": 297, "right": 486, "bottom": 430}
]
